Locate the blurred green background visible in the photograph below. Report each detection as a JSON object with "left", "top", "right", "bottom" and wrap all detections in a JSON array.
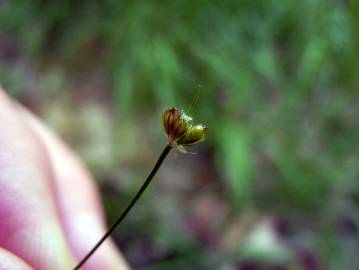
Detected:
[{"left": 1, "top": 1, "right": 358, "bottom": 269}]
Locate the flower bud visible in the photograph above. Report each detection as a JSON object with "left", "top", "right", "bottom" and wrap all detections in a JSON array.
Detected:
[
  {"left": 176, "top": 124, "right": 208, "bottom": 146},
  {"left": 163, "top": 107, "right": 191, "bottom": 144}
]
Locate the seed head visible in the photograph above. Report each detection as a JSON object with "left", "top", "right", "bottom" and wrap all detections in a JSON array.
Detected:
[{"left": 163, "top": 107, "right": 207, "bottom": 150}]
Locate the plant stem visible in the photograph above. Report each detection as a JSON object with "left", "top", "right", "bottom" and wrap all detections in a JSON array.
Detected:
[{"left": 73, "top": 144, "right": 172, "bottom": 270}]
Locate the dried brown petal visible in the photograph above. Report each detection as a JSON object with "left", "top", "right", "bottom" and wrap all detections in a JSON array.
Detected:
[{"left": 163, "top": 107, "right": 190, "bottom": 144}]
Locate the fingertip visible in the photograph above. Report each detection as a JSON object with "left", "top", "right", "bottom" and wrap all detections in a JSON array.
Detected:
[
  {"left": 0, "top": 88, "right": 75, "bottom": 269},
  {"left": 19, "top": 105, "right": 131, "bottom": 270}
]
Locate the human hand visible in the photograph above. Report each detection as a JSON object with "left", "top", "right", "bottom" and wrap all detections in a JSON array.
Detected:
[{"left": 0, "top": 87, "right": 130, "bottom": 270}]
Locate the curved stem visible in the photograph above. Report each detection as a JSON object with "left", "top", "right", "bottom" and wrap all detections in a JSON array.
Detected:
[{"left": 73, "top": 144, "right": 172, "bottom": 270}]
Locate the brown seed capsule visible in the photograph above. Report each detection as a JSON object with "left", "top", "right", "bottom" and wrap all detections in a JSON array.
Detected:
[{"left": 163, "top": 107, "right": 191, "bottom": 144}]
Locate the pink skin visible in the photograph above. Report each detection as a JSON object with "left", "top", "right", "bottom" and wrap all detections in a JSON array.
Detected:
[
  {"left": 0, "top": 88, "right": 130, "bottom": 270},
  {"left": 0, "top": 248, "right": 33, "bottom": 270}
]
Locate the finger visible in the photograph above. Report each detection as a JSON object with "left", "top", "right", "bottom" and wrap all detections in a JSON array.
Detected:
[
  {"left": 0, "top": 88, "right": 75, "bottom": 269},
  {"left": 0, "top": 247, "right": 34, "bottom": 270},
  {"left": 19, "top": 102, "right": 130, "bottom": 269}
]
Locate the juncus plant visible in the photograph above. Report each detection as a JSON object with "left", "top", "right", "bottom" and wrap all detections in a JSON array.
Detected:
[{"left": 74, "top": 107, "right": 207, "bottom": 269}]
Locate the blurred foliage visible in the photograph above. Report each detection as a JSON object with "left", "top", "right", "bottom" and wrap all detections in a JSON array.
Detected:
[{"left": 1, "top": 0, "right": 359, "bottom": 269}]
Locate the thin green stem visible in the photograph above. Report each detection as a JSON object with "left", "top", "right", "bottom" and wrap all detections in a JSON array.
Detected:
[{"left": 73, "top": 144, "right": 172, "bottom": 270}]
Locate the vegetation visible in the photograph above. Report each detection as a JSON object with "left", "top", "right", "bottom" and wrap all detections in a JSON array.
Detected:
[{"left": 1, "top": 1, "right": 358, "bottom": 269}]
